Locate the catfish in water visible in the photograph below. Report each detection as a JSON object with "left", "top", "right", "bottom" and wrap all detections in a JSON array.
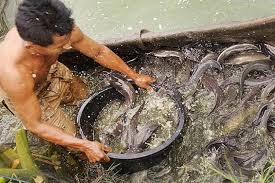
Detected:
[
  {"left": 217, "top": 44, "right": 259, "bottom": 63},
  {"left": 239, "top": 62, "right": 271, "bottom": 97},
  {"left": 148, "top": 50, "right": 185, "bottom": 62},
  {"left": 179, "top": 55, "right": 222, "bottom": 97},
  {"left": 201, "top": 73, "right": 223, "bottom": 114}
]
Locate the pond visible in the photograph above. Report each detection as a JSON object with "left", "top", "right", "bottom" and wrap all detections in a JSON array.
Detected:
[{"left": 61, "top": 0, "right": 275, "bottom": 41}]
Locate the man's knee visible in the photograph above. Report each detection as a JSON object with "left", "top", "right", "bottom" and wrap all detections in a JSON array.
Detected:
[{"left": 62, "top": 75, "right": 89, "bottom": 105}]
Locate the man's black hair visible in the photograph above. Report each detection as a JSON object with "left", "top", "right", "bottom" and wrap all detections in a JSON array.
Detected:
[{"left": 15, "top": 0, "right": 74, "bottom": 46}]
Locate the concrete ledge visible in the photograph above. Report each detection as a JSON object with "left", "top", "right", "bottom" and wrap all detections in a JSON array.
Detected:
[{"left": 101, "top": 15, "right": 275, "bottom": 57}]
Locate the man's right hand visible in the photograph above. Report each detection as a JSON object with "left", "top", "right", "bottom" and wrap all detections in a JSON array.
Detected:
[{"left": 81, "top": 140, "right": 112, "bottom": 163}]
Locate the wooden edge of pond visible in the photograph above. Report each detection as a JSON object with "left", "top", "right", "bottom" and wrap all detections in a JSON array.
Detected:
[{"left": 99, "top": 15, "right": 275, "bottom": 57}]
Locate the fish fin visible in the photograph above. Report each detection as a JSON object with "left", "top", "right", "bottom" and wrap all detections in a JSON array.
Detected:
[
  {"left": 127, "top": 102, "right": 146, "bottom": 125},
  {"left": 134, "top": 123, "right": 159, "bottom": 147}
]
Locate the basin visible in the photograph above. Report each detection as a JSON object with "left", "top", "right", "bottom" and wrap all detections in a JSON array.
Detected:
[{"left": 76, "top": 85, "right": 185, "bottom": 174}]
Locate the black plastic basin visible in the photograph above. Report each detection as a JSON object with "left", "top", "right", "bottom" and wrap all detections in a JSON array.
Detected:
[{"left": 76, "top": 86, "right": 185, "bottom": 174}]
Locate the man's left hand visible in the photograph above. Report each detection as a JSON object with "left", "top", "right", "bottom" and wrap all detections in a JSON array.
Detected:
[{"left": 133, "top": 74, "right": 156, "bottom": 91}]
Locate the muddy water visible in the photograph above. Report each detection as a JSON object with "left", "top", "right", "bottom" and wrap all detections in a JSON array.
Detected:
[
  {"left": 61, "top": 0, "right": 275, "bottom": 41},
  {"left": 1, "top": 42, "right": 275, "bottom": 182},
  {"left": 67, "top": 42, "right": 275, "bottom": 182}
]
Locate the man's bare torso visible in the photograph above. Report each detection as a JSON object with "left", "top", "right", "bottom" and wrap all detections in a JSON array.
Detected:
[{"left": 0, "top": 28, "right": 60, "bottom": 89}]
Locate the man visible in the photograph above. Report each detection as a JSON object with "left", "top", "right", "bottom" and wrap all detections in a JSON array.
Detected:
[{"left": 0, "top": 0, "right": 155, "bottom": 163}]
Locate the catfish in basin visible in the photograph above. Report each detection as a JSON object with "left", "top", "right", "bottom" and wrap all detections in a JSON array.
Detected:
[
  {"left": 105, "top": 71, "right": 136, "bottom": 108},
  {"left": 121, "top": 102, "right": 160, "bottom": 153},
  {"left": 98, "top": 71, "right": 137, "bottom": 145},
  {"left": 101, "top": 72, "right": 160, "bottom": 153}
]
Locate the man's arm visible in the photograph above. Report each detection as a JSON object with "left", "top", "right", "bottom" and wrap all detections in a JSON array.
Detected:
[
  {"left": 71, "top": 26, "right": 155, "bottom": 89},
  {"left": 0, "top": 68, "right": 111, "bottom": 163}
]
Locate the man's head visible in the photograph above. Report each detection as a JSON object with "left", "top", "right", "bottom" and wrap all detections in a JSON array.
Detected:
[{"left": 16, "top": 0, "right": 74, "bottom": 55}]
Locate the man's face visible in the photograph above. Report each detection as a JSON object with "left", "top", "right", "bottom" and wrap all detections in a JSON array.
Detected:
[
  {"left": 45, "top": 33, "right": 72, "bottom": 55},
  {"left": 27, "top": 33, "right": 72, "bottom": 56}
]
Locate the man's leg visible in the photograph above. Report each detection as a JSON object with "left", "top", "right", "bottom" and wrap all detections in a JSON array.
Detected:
[
  {"left": 38, "top": 62, "right": 89, "bottom": 135},
  {"left": 61, "top": 75, "right": 89, "bottom": 105},
  {"left": 38, "top": 77, "right": 77, "bottom": 135},
  {"left": 41, "top": 103, "right": 76, "bottom": 135},
  {"left": 37, "top": 62, "right": 78, "bottom": 135}
]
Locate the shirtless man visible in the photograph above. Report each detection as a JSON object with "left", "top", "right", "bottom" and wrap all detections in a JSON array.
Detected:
[{"left": 0, "top": 0, "right": 155, "bottom": 163}]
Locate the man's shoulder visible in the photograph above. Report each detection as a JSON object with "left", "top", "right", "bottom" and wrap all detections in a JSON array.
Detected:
[
  {"left": 0, "top": 28, "right": 35, "bottom": 93},
  {"left": 0, "top": 64, "right": 25, "bottom": 81},
  {"left": 0, "top": 64, "right": 34, "bottom": 93},
  {"left": 1, "top": 27, "right": 25, "bottom": 48},
  {"left": 2, "top": 27, "right": 18, "bottom": 42},
  {"left": 0, "top": 28, "right": 27, "bottom": 65}
]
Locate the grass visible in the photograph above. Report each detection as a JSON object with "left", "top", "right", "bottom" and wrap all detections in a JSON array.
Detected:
[
  {"left": 258, "top": 161, "right": 275, "bottom": 183},
  {"left": 205, "top": 158, "right": 275, "bottom": 183},
  {"left": 206, "top": 161, "right": 241, "bottom": 183},
  {"left": 74, "top": 163, "right": 127, "bottom": 183}
]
